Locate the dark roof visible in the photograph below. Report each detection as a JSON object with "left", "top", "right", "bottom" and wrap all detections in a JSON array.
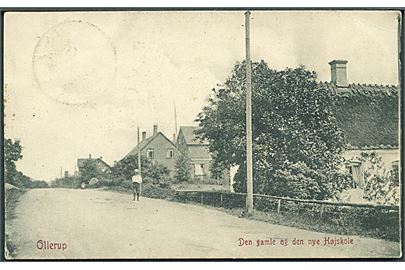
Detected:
[
  {"left": 320, "top": 82, "right": 398, "bottom": 97},
  {"left": 77, "top": 157, "right": 111, "bottom": 169},
  {"left": 126, "top": 133, "right": 157, "bottom": 156},
  {"left": 321, "top": 82, "right": 399, "bottom": 149},
  {"left": 179, "top": 126, "right": 209, "bottom": 145},
  {"left": 125, "top": 131, "right": 176, "bottom": 157}
]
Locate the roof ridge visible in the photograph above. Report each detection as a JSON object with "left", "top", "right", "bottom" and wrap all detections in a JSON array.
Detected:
[
  {"left": 179, "top": 125, "right": 199, "bottom": 129},
  {"left": 321, "top": 81, "right": 398, "bottom": 88},
  {"left": 124, "top": 131, "right": 176, "bottom": 158}
]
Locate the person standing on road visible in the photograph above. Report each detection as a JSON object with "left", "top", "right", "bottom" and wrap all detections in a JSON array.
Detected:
[{"left": 132, "top": 169, "right": 142, "bottom": 201}]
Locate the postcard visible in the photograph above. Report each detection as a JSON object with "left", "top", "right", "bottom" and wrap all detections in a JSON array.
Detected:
[{"left": 2, "top": 9, "right": 402, "bottom": 260}]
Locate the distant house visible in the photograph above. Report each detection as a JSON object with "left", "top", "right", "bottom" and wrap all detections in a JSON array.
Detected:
[
  {"left": 125, "top": 125, "right": 180, "bottom": 176},
  {"left": 177, "top": 126, "right": 230, "bottom": 184},
  {"left": 77, "top": 154, "right": 112, "bottom": 177},
  {"left": 324, "top": 60, "right": 399, "bottom": 189}
]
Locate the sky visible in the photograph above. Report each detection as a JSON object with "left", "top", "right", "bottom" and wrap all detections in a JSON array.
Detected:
[{"left": 4, "top": 11, "right": 400, "bottom": 181}]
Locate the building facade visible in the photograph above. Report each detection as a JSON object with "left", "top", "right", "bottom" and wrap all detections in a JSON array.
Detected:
[
  {"left": 125, "top": 125, "right": 180, "bottom": 176},
  {"left": 177, "top": 126, "right": 230, "bottom": 185},
  {"left": 177, "top": 126, "right": 212, "bottom": 180},
  {"left": 325, "top": 60, "right": 399, "bottom": 189},
  {"left": 77, "top": 154, "right": 112, "bottom": 178}
]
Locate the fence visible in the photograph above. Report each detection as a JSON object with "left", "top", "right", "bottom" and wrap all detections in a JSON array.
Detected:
[{"left": 173, "top": 190, "right": 400, "bottom": 240}]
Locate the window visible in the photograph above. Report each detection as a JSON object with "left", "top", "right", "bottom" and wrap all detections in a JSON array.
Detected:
[
  {"left": 194, "top": 164, "right": 205, "bottom": 177},
  {"left": 392, "top": 160, "right": 399, "bottom": 171},
  {"left": 347, "top": 160, "right": 364, "bottom": 189},
  {"left": 147, "top": 148, "right": 154, "bottom": 160},
  {"left": 391, "top": 160, "right": 399, "bottom": 180},
  {"left": 167, "top": 148, "right": 174, "bottom": 159}
]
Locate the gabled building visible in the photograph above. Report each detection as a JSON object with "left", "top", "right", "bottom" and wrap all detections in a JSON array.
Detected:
[
  {"left": 177, "top": 126, "right": 230, "bottom": 184},
  {"left": 177, "top": 126, "right": 212, "bottom": 180},
  {"left": 125, "top": 125, "right": 180, "bottom": 176},
  {"left": 325, "top": 60, "right": 399, "bottom": 189},
  {"left": 77, "top": 154, "right": 112, "bottom": 176}
]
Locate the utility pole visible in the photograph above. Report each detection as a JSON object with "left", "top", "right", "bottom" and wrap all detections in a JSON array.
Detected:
[
  {"left": 137, "top": 126, "right": 141, "bottom": 175},
  {"left": 397, "top": 14, "right": 402, "bottom": 182},
  {"left": 398, "top": 14, "right": 402, "bottom": 88},
  {"left": 174, "top": 101, "right": 178, "bottom": 137},
  {"left": 245, "top": 10, "right": 254, "bottom": 214}
]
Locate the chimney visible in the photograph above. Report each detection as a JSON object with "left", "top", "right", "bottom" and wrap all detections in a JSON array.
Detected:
[
  {"left": 89, "top": 154, "right": 92, "bottom": 159},
  {"left": 173, "top": 133, "right": 176, "bottom": 143},
  {"left": 142, "top": 131, "right": 147, "bottom": 141},
  {"left": 153, "top": 124, "right": 158, "bottom": 135},
  {"left": 329, "top": 60, "right": 348, "bottom": 87}
]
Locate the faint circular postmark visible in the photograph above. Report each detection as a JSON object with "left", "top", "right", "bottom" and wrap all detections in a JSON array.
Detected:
[{"left": 32, "top": 20, "right": 117, "bottom": 106}]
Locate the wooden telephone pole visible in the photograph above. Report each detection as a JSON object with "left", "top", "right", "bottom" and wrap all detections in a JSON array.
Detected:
[
  {"left": 137, "top": 126, "right": 141, "bottom": 175},
  {"left": 174, "top": 101, "right": 178, "bottom": 137},
  {"left": 245, "top": 11, "right": 254, "bottom": 214}
]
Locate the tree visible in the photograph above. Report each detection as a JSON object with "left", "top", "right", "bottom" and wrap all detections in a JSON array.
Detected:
[
  {"left": 112, "top": 155, "right": 151, "bottom": 180},
  {"left": 4, "top": 138, "right": 49, "bottom": 189},
  {"left": 147, "top": 163, "right": 171, "bottom": 185},
  {"left": 79, "top": 159, "right": 100, "bottom": 183},
  {"left": 4, "top": 138, "right": 23, "bottom": 187},
  {"left": 112, "top": 155, "right": 170, "bottom": 185},
  {"left": 195, "top": 60, "right": 351, "bottom": 200},
  {"left": 174, "top": 152, "right": 191, "bottom": 182},
  {"left": 30, "top": 180, "right": 50, "bottom": 189}
]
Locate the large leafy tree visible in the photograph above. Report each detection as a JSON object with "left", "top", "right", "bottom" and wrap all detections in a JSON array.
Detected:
[
  {"left": 79, "top": 159, "right": 101, "bottom": 182},
  {"left": 4, "top": 138, "right": 46, "bottom": 188},
  {"left": 196, "top": 60, "right": 351, "bottom": 200}
]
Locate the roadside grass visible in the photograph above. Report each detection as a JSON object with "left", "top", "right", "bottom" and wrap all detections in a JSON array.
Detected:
[
  {"left": 5, "top": 186, "right": 26, "bottom": 258},
  {"left": 103, "top": 184, "right": 399, "bottom": 242},
  {"left": 172, "top": 183, "right": 229, "bottom": 192},
  {"left": 175, "top": 200, "right": 399, "bottom": 242}
]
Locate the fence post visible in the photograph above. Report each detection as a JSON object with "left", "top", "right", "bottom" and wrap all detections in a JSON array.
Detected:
[
  {"left": 220, "top": 193, "right": 223, "bottom": 207},
  {"left": 320, "top": 204, "right": 324, "bottom": 218},
  {"left": 201, "top": 193, "right": 204, "bottom": 204},
  {"left": 277, "top": 199, "right": 281, "bottom": 214}
]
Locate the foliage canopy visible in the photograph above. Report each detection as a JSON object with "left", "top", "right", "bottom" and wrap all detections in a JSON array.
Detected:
[{"left": 196, "top": 61, "right": 351, "bottom": 199}]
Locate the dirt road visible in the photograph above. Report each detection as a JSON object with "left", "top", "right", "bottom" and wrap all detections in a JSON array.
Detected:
[{"left": 6, "top": 188, "right": 401, "bottom": 259}]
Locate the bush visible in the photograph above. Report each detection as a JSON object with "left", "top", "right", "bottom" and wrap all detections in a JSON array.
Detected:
[
  {"left": 102, "top": 159, "right": 175, "bottom": 199},
  {"left": 234, "top": 161, "right": 352, "bottom": 200},
  {"left": 98, "top": 178, "right": 116, "bottom": 187},
  {"left": 199, "top": 178, "right": 226, "bottom": 185},
  {"left": 360, "top": 152, "right": 400, "bottom": 205},
  {"left": 119, "top": 180, "right": 133, "bottom": 190},
  {"left": 144, "top": 163, "right": 171, "bottom": 185},
  {"left": 142, "top": 183, "right": 175, "bottom": 200},
  {"left": 5, "top": 186, "right": 26, "bottom": 258}
]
